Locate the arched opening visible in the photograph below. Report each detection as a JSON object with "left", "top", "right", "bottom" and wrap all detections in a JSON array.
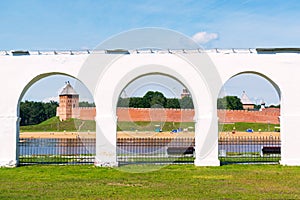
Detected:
[
  {"left": 18, "top": 73, "right": 96, "bottom": 165},
  {"left": 116, "top": 74, "right": 195, "bottom": 166},
  {"left": 92, "top": 51, "right": 220, "bottom": 167},
  {"left": 218, "top": 72, "right": 281, "bottom": 164}
]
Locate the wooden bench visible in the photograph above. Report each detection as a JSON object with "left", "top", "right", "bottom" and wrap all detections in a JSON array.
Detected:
[
  {"left": 261, "top": 146, "right": 281, "bottom": 156},
  {"left": 167, "top": 146, "right": 195, "bottom": 155}
]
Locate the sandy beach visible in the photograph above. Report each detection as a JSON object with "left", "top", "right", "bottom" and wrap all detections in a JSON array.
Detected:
[{"left": 20, "top": 131, "right": 280, "bottom": 139}]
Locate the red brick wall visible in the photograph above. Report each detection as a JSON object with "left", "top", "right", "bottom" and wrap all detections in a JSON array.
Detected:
[
  {"left": 218, "top": 108, "right": 280, "bottom": 124},
  {"left": 58, "top": 107, "right": 280, "bottom": 124},
  {"left": 117, "top": 108, "right": 280, "bottom": 124},
  {"left": 117, "top": 108, "right": 194, "bottom": 122},
  {"left": 76, "top": 107, "right": 96, "bottom": 120}
]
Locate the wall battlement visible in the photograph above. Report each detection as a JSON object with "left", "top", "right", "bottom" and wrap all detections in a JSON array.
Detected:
[{"left": 62, "top": 107, "right": 280, "bottom": 124}]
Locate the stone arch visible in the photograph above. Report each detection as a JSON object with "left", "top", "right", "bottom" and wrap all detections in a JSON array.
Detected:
[
  {"left": 93, "top": 54, "right": 220, "bottom": 166},
  {"left": 229, "top": 71, "right": 281, "bottom": 100},
  {"left": 17, "top": 72, "right": 80, "bottom": 115},
  {"left": 219, "top": 70, "right": 282, "bottom": 123},
  {"left": 218, "top": 70, "right": 282, "bottom": 163},
  {"left": 16, "top": 72, "right": 96, "bottom": 165}
]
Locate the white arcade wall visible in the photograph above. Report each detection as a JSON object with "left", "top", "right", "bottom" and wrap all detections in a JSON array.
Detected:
[{"left": 0, "top": 49, "right": 300, "bottom": 167}]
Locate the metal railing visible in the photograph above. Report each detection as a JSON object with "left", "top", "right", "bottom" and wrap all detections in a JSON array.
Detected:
[
  {"left": 18, "top": 136, "right": 281, "bottom": 165},
  {"left": 117, "top": 137, "right": 195, "bottom": 165},
  {"left": 19, "top": 138, "right": 96, "bottom": 165},
  {"left": 219, "top": 136, "right": 281, "bottom": 164}
]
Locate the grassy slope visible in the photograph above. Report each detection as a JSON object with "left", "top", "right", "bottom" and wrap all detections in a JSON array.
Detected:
[
  {"left": 0, "top": 165, "right": 299, "bottom": 199},
  {"left": 20, "top": 117, "right": 96, "bottom": 132},
  {"left": 219, "top": 122, "right": 280, "bottom": 132},
  {"left": 117, "top": 121, "right": 195, "bottom": 132},
  {"left": 21, "top": 117, "right": 279, "bottom": 132}
]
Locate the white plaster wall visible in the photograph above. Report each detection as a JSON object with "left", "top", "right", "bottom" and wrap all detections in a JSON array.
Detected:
[
  {"left": 93, "top": 53, "right": 218, "bottom": 166},
  {"left": 209, "top": 52, "right": 300, "bottom": 165},
  {"left": 0, "top": 55, "right": 87, "bottom": 166},
  {"left": 0, "top": 51, "right": 300, "bottom": 167}
]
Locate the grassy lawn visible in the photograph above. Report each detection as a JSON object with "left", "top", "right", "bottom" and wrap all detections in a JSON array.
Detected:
[
  {"left": 117, "top": 121, "right": 195, "bottom": 132},
  {"left": 20, "top": 117, "right": 195, "bottom": 132},
  {"left": 20, "top": 117, "right": 96, "bottom": 132},
  {"left": 219, "top": 122, "right": 280, "bottom": 132},
  {"left": 0, "top": 165, "right": 299, "bottom": 199},
  {"left": 21, "top": 117, "right": 279, "bottom": 133}
]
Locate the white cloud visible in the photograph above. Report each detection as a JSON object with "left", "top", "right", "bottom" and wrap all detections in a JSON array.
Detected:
[{"left": 192, "top": 31, "right": 218, "bottom": 44}]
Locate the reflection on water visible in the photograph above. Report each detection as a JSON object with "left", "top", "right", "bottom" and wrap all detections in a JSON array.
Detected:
[
  {"left": 18, "top": 137, "right": 281, "bottom": 165},
  {"left": 19, "top": 138, "right": 96, "bottom": 155}
]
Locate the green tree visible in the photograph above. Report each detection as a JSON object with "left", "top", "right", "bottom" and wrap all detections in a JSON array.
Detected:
[
  {"left": 79, "top": 101, "right": 95, "bottom": 107},
  {"left": 142, "top": 91, "right": 167, "bottom": 108},
  {"left": 20, "top": 101, "right": 59, "bottom": 126},
  {"left": 117, "top": 98, "right": 129, "bottom": 107},
  {"left": 217, "top": 96, "right": 243, "bottom": 110},
  {"left": 268, "top": 104, "right": 280, "bottom": 108},
  {"left": 180, "top": 96, "right": 194, "bottom": 109},
  {"left": 129, "top": 97, "right": 144, "bottom": 108},
  {"left": 166, "top": 98, "right": 180, "bottom": 108},
  {"left": 254, "top": 104, "right": 261, "bottom": 110}
]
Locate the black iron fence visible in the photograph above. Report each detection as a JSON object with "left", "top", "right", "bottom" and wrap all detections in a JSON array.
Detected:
[
  {"left": 219, "top": 136, "right": 281, "bottom": 164},
  {"left": 18, "top": 136, "right": 281, "bottom": 165},
  {"left": 117, "top": 137, "right": 195, "bottom": 165},
  {"left": 19, "top": 138, "right": 96, "bottom": 165}
]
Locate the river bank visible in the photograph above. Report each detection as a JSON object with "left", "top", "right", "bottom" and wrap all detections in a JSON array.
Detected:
[{"left": 20, "top": 131, "right": 280, "bottom": 139}]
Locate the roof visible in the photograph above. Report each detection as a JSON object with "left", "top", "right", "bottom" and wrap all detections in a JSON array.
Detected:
[
  {"left": 59, "top": 82, "right": 78, "bottom": 96},
  {"left": 240, "top": 91, "right": 253, "bottom": 105}
]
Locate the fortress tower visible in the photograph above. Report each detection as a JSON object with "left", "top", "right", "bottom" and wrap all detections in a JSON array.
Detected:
[
  {"left": 56, "top": 82, "right": 79, "bottom": 121},
  {"left": 181, "top": 88, "right": 191, "bottom": 98},
  {"left": 240, "top": 91, "right": 254, "bottom": 110}
]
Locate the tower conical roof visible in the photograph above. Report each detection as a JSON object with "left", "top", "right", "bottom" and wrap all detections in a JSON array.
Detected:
[
  {"left": 240, "top": 91, "right": 253, "bottom": 105},
  {"left": 59, "top": 82, "right": 78, "bottom": 96}
]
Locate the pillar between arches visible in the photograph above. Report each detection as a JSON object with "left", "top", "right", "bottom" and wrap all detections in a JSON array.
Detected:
[
  {"left": 0, "top": 116, "right": 20, "bottom": 167},
  {"left": 94, "top": 115, "right": 118, "bottom": 167},
  {"left": 280, "top": 115, "right": 300, "bottom": 166},
  {"left": 194, "top": 114, "right": 220, "bottom": 166}
]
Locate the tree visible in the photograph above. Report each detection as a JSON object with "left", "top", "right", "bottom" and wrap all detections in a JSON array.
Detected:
[
  {"left": 142, "top": 91, "right": 167, "bottom": 108},
  {"left": 166, "top": 98, "right": 180, "bottom": 108},
  {"left": 254, "top": 104, "right": 261, "bottom": 110},
  {"left": 117, "top": 98, "right": 129, "bottom": 107},
  {"left": 20, "top": 101, "right": 59, "bottom": 126},
  {"left": 268, "top": 104, "right": 280, "bottom": 108},
  {"left": 79, "top": 101, "right": 95, "bottom": 107},
  {"left": 129, "top": 97, "right": 144, "bottom": 108},
  {"left": 180, "top": 96, "right": 194, "bottom": 109},
  {"left": 217, "top": 96, "right": 243, "bottom": 110}
]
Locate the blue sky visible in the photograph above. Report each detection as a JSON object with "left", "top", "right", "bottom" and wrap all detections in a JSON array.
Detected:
[
  {"left": 2, "top": 0, "right": 296, "bottom": 105},
  {"left": 1, "top": 0, "right": 299, "bottom": 49}
]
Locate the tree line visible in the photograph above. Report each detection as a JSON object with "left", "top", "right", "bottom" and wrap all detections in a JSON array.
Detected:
[
  {"left": 20, "top": 101, "right": 95, "bottom": 126},
  {"left": 117, "top": 91, "right": 194, "bottom": 109},
  {"left": 20, "top": 101, "right": 59, "bottom": 126},
  {"left": 20, "top": 93, "right": 279, "bottom": 126}
]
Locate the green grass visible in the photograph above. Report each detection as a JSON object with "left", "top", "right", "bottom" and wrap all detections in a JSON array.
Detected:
[
  {"left": 117, "top": 121, "right": 195, "bottom": 132},
  {"left": 21, "top": 118, "right": 279, "bottom": 133},
  {"left": 19, "top": 155, "right": 95, "bottom": 164},
  {"left": 20, "top": 117, "right": 96, "bottom": 132},
  {"left": 219, "top": 122, "right": 280, "bottom": 132},
  {"left": 0, "top": 165, "right": 299, "bottom": 199},
  {"left": 21, "top": 118, "right": 194, "bottom": 132}
]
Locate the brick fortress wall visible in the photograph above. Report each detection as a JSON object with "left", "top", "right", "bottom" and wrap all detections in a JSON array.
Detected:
[{"left": 67, "top": 107, "right": 280, "bottom": 124}]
